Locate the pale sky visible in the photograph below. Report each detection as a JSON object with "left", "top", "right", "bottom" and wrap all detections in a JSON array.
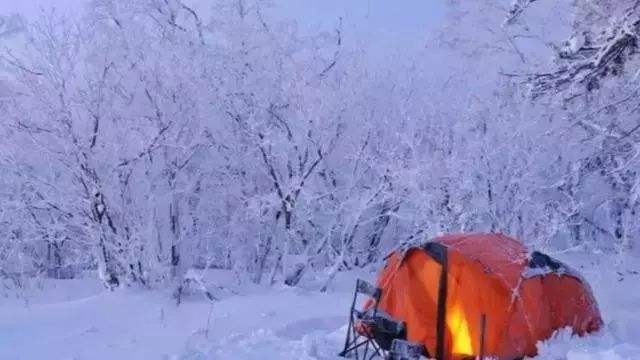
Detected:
[
  {"left": 276, "top": 0, "right": 445, "bottom": 59},
  {"left": 274, "top": 1, "right": 445, "bottom": 37},
  {"left": 1, "top": 0, "right": 446, "bottom": 58}
]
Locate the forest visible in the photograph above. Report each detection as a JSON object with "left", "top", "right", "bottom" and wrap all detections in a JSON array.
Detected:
[
  {"left": 2, "top": 1, "right": 640, "bottom": 359},
  {"left": 0, "top": 0, "right": 638, "bottom": 295}
]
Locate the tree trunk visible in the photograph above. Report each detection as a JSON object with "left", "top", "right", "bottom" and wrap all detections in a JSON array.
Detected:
[
  {"left": 169, "top": 192, "right": 181, "bottom": 279},
  {"left": 364, "top": 201, "right": 398, "bottom": 266},
  {"left": 92, "top": 190, "right": 121, "bottom": 289}
]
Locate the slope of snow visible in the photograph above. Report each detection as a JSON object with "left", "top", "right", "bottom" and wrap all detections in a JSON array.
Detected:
[
  {"left": 0, "top": 269, "right": 371, "bottom": 360},
  {"left": 0, "top": 253, "right": 638, "bottom": 360}
]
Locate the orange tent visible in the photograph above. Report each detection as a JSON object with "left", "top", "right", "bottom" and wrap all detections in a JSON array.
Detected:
[{"left": 360, "top": 233, "right": 602, "bottom": 360}]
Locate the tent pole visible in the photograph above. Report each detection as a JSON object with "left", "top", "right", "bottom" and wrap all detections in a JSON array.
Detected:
[
  {"left": 479, "top": 314, "right": 486, "bottom": 360},
  {"left": 435, "top": 250, "right": 448, "bottom": 360}
]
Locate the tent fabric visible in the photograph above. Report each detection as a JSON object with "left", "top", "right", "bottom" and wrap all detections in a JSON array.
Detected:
[{"left": 369, "top": 233, "right": 603, "bottom": 360}]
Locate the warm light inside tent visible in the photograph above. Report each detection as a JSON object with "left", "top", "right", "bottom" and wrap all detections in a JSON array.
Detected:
[{"left": 448, "top": 304, "right": 473, "bottom": 355}]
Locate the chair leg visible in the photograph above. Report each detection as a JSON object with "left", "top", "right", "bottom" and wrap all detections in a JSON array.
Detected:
[
  {"left": 340, "top": 315, "right": 354, "bottom": 356},
  {"left": 363, "top": 338, "right": 370, "bottom": 359},
  {"left": 340, "top": 286, "right": 360, "bottom": 357},
  {"left": 368, "top": 340, "right": 383, "bottom": 360},
  {"left": 343, "top": 339, "right": 371, "bottom": 358}
]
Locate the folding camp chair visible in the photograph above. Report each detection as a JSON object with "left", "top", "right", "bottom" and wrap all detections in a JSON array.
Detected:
[{"left": 339, "top": 279, "right": 408, "bottom": 359}]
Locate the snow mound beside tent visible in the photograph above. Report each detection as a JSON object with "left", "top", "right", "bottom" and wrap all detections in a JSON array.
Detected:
[{"left": 534, "top": 327, "right": 640, "bottom": 360}]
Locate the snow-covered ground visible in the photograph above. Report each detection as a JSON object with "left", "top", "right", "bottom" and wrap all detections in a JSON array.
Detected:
[{"left": 0, "top": 252, "right": 638, "bottom": 360}]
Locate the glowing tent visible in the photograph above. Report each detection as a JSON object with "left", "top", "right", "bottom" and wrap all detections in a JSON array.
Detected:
[{"left": 340, "top": 233, "right": 603, "bottom": 360}]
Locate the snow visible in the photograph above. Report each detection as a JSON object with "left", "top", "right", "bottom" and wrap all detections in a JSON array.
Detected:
[
  {"left": 0, "top": 269, "right": 368, "bottom": 360},
  {"left": 0, "top": 254, "right": 638, "bottom": 360}
]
